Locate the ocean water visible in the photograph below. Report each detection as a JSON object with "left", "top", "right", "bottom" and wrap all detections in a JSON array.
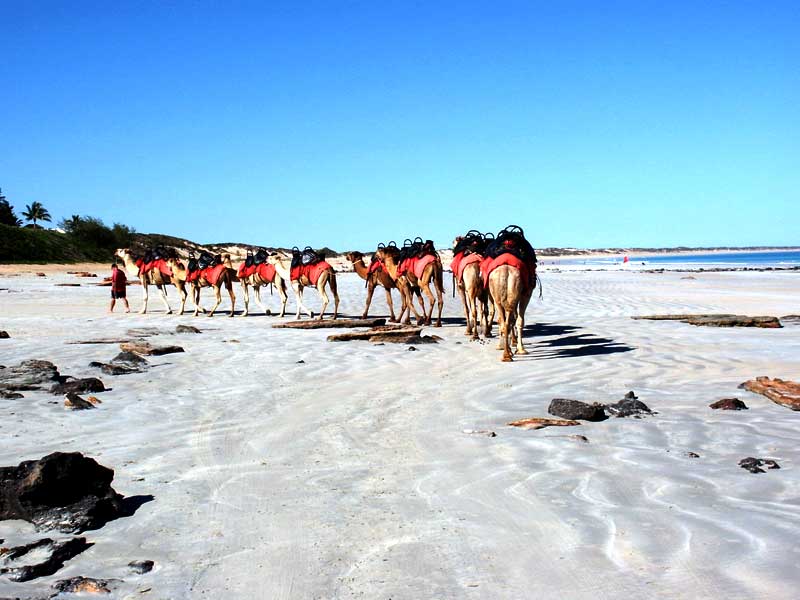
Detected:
[{"left": 554, "top": 250, "right": 800, "bottom": 269}]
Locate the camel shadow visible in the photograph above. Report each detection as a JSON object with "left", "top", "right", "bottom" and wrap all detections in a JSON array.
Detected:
[{"left": 517, "top": 322, "right": 634, "bottom": 360}]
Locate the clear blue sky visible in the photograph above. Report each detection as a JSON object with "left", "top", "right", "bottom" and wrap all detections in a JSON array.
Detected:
[{"left": 1, "top": 1, "right": 797, "bottom": 250}]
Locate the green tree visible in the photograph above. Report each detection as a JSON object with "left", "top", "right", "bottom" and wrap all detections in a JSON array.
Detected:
[
  {"left": 21, "top": 201, "right": 52, "bottom": 229},
  {"left": 0, "top": 189, "right": 23, "bottom": 226}
]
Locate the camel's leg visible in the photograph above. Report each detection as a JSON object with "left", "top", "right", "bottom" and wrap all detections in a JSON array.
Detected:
[
  {"left": 515, "top": 290, "right": 532, "bottom": 355},
  {"left": 254, "top": 285, "right": 268, "bottom": 314},
  {"left": 139, "top": 278, "right": 149, "bottom": 314},
  {"left": 278, "top": 281, "right": 288, "bottom": 318},
  {"left": 226, "top": 279, "right": 236, "bottom": 317},
  {"left": 330, "top": 272, "right": 339, "bottom": 319},
  {"left": 207, "top": 284, "right": 222, "bottom": 317},
  {"left": 192, "top": 285, "right": 201, "bottom": 317},
  {"left": 362, "top": 279, "right": 376, "bottom": 320},
  {"left": 412, "top": 287, "right": 426, "bottom": 326},
  {"left": 157, "top": 284, "right": 172, "bottom": 314},
  {"left": 434, "top": 271, "right": 444, "bottom": 328},
  {"left": 384, "top": 287, "right": 397, "bottom": 322},
  {"left": 468, "top": 289, "right": 480, "bottom": 341},
  {"left": 317, "top": 276, "right": 329, "bottom": 321},
  {"left": 421, "top": 283, "right": 435, "bottom": 326},
  {"left": 457, "top": 283, "right": 471, "bottom": 335},
  {"left": 486, "top": 295, "right": 496, "bottom": 338},
  {"left": 294, "top": 283, "right": 313, "bottom": 319},
  {"left": 178, "top": 283, "right": 187, "bottom": 316},
  {"left": 241, "top": 281, "right": 250, "bottom": 316}
]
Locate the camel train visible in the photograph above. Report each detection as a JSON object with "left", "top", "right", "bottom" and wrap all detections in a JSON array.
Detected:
[{"left": 114, "top": 225, "right": 538, "bottom": 360}]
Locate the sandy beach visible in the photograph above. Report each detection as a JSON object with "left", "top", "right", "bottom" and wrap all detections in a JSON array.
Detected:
[{"left": 1, "top": 267, "right": 799, "bottom": 599}]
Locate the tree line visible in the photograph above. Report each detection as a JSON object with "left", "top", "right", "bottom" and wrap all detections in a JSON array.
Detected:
[{"left": 1, "top": 188, "right": 136, "bottom": 261}]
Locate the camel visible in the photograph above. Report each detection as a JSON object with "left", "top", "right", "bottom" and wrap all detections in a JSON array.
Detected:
[
  {"left": 115, "top": 248, "right": 189, "bottom": 315},
  {"left": 165, "top": 256, "right": 237, "bottom": 317},
  {"left": 372, "top": 246, "right": 426, "bottom": 325},
  {"left": 374, "top": 246, "right": 444, "bottom": 327},
  {"left": 488, "top": 265, "right": 534, "bottom": 361},
  {"left": 268, "top": 253, "right": 339, "bottom": 320},
  {"left": 451, "top": 240, "right": 493, "bottom": 340},
  {"left": 237, "top": 261, "right": 288, "bottom": 317},
  {"left": 345, "top": 251, "right": 404, "bottom": 322}
]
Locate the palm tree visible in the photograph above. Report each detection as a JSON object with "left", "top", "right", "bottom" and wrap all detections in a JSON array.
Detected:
[{"left": 22, "top": 202, "right": 52, "bottom": 229}]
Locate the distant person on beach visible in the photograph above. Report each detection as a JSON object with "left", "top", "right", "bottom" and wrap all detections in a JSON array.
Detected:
[{"left": 109, "top": 263, "right": 130, "bottom": 313}]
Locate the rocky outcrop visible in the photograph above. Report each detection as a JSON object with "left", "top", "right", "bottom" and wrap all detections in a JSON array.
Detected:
[
  {"left": 548, "top": 399, "right": 607, "bottom": 421},
  {"left": 0, "top": 537, "right": 91, "bottom": 582},
  {"left": 0, "top": 452, "right": 126, "bottom": 533},
  {"left": 119, "top": 341, "right": 184, "bottom": 356},
  {"left": 64, "top": 392, "right": 99, "bottom": 410},
  {"left": 50, "top": 377, "right": 105, "bottom": 395},
  {"left": 739, "top": 457, "right": 780, "bottom": 474},
  {"left": 53, "top": 576, "right": 117, "bottom": 594},
  {"left": 128, "top": 559, "right": 155, "bottom": 574},
  {"left": 1, "top": 390, "right": 25, "bottom": 399},
  {"left": 633, "top": 314, "right": 782, "bottom": 328},
  {"left": 739, "top": 377, "right": 800, "bottom": 410},
  {"left": 709, "top": 398, "right": 748, "bottom": 410},
  {"left": 605, "top": 391, "right": 653, "bottom": 418},
  {"left": 0, "top": 360, "right": 60, "bottom": 392},
  {"left": 88, "top": 362, "right": 139, "bottom": 376},
  {"left": 175, "top": 325, "right": 201, "bottom": 334}
]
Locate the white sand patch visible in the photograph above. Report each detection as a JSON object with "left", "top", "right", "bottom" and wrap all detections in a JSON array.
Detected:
[{"left": 1, "top": 270, "right": 799, "bottom": 598}]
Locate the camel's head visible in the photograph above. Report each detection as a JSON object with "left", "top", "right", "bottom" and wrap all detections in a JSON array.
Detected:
[
  {"left": 345, "top": 251, "right": 363, "bottom": 263},
  {"left": 266, "top": 251, "right": 281, "bottom": 265},
  {"left": 114, "top": 248, "right": 130, "bottom": 260}
]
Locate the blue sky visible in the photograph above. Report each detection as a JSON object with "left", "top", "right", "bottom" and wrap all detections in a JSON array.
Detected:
[{"left": 1, "top": 1, "right": 797, "bottom": 250}]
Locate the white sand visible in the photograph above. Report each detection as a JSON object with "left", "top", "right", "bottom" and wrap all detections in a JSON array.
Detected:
[{"left": 1, "top": 269, "right": 799, "bottom": 599}]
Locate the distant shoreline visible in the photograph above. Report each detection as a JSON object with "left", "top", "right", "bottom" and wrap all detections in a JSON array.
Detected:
[{"left": 541, "top": 247, "right": 800, "bottom": 260}]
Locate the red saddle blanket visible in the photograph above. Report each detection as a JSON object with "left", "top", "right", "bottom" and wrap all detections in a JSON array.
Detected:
[
  {"left": 481, "top": 253, "right": 535, "bottom": 288},
  {"left": 397, "top": 254, "right": 436, "bottom": 280},
  {"left": 256, "top": 263, "right": 276, "bottom": 283},
  {"left": 368, "top": 259, "right": 384, "bottom": 274},
  {"left": 237, "top": 262, "right": 257, "bottom": 279},
  {"left": 451, "top": 252, "right": 483, "bottom": 281},
  {"left": 188, "top": 263, "right": 227, "bottom": 286},
  {"left": 291, "top": 260, "right": 331, "bottom": 285},
  {"left": 137, "top": 258, "right": 172, "bottom": 279}
]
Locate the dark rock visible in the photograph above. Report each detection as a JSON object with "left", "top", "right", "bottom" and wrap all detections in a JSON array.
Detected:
[
  {"left": 52, "top": 576, "right": 117, "bottom": 594},
  {"left": 50, "top": 378, "right": 105, "bottom": 395},
  {"left": 88, "top": 362, "right": 139, "bottom": 376},
  {"left": 296, "top": 360, "right": 305, "bottom": 364},
  {"left": 0, "top": 360, "right": 60, "bottom": 391},
  {"left": 111, "top": 351, "right": 148, "bottom": 367},
  {"left": 0, "top": 537, "right": 91, "bottom": 582},
  {"left": 119, "top": 341, "right": 184, "bottom": 356},
  {"left": 1, "top": 390, "right": 24, "bottom": 399},
  {"left": 64, "top": 392, "right": 95, "bottom": 410},
  {"left": 407, "top": 346, "right": 417, "bottom": 351},
  {"left": 685, "top": 451, "right": 700, "bottom": 458},
  {"left": 605, "top": 393, "right": 653, "bottom": 418},
  {"left": 175, "top": 325, "right": 201, "bottom": 334},
  {"left": 128, "top": 559, "right": 155, "bottom": 574},
  {"left": 739, "top": 457, "right": 780, "bottom": 474},
  {"left": 0, "top": 331, "right": 9, "bottom": 338},
  {"left": 548, "top": 399, "right": 607, "bottom": 421},
  {"left": 709, "top": 398, "right": 748, "bottom": 410},
  {"left": 0, "top": 452, "right": 126, "bottom": 533}
]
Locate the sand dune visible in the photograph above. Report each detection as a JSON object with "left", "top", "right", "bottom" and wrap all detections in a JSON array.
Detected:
[{"left": 1, "top": 269, "right": 799, "bottom": 599}]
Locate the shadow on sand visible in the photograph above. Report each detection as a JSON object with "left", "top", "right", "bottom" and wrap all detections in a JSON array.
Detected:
[{"left": 518, "top": 322, "right": 634, "bottom": 360}]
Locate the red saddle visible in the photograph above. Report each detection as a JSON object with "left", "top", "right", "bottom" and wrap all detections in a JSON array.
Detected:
[
  {"left": 481, "top": 253, "right": 535, "bottom": 289},
  {"left": 397, "top": 254, "right": 436, "bottom": 280},
  {"left": 291, "top": 260, "right": 331, "bottom": 285},
  {"left": 451, "top": 252, "right": 483, "bottom": 281}
]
